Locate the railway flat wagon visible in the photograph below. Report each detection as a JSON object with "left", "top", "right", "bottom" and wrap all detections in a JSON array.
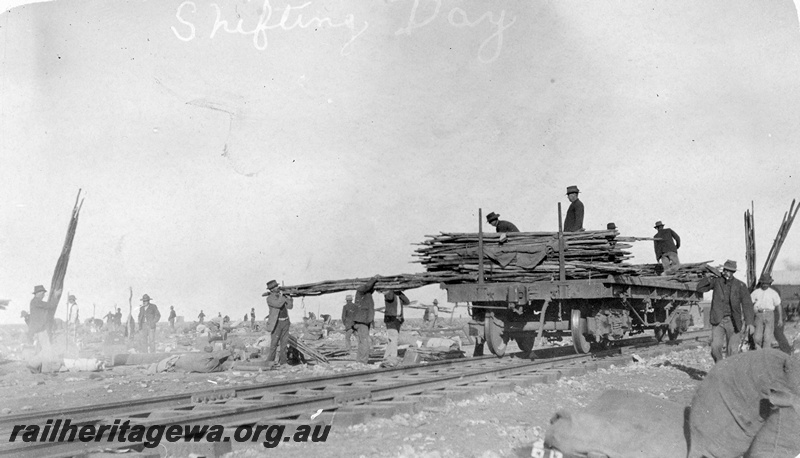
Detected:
[{"left": 442, "top": 275, "right": 703, "bottom": 356}]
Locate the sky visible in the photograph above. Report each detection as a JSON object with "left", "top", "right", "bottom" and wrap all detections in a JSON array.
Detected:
[{"left": 1, "top": 0, "right": 799, "bottom": 324}]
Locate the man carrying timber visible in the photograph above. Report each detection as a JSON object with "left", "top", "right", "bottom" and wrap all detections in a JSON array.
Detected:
[
  {"left": 29, "top": 284, "right": 60, "bottom": 352},
  {"left": 353, "top": 275, "right": 380, "bottom": 365},
  {"left": 653, "top": 221, "right": 681, "bottom": 275},
  {"left": 138, "top": 294, "right": 161, "bottom": 353},
  {"left": 383, "top": 290, "right": 410, "bottom": 360},
  {"left": 696, "top": 260, "right": 754, "bottom": 363},
  {"left": 564, "top": 185, "right": 584, "bottom": 232},
  {"left": 263, "top": 279, "right": 293, "bottom": 367}
]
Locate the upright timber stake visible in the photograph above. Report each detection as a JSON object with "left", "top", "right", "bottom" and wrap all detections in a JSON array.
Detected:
[
  {"left": 478, "top": 208, "right": 485, "bottom": 285},
  {"left": 557, "top": 203, "right": 566, "bottom": 320}
]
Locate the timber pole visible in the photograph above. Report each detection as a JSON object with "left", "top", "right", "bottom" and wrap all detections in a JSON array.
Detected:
[{"left": 478, "top": 208, "right": 485, "bottom": 285}]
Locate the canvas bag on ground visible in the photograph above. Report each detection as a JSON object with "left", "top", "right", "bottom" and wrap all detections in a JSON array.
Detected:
[
  {"left": 545, "top": 389, "right": 687, "bottom": 458},
  {"left": 688, "top": 349, "right": 800, "bottom": 458}
]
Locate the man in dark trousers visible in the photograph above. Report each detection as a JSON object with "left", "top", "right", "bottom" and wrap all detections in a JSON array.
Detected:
[
  {"left": 653, "top": 221, "right": 681, "bottom": 274},
  {"left": 168, "top": 306, "right": 177, "bottom": 329},
  {"left": 263, "top": 279, "right": 293, "bottom": 367},
  {"left": 383, "top": 290, "right": 410, "bottom": 360},
  {"left": 353, "top": 275, "right": 380, "bottom": 365},
  {"left": 341, "top": 294, "right": 357, "bottom": 351},
  {"left": 29, "top": 284, "right": 60, "bottom": 352},
  {"left": 564, "top": 185, "right": 584, "bottom": 232},
  {"left": 486, "top": 212, "right": 519, "bottom": 233},
  {"left": 696, "top": 260, "right": 754, "bottom": 363},
  {"left": 137, "top": 294, "right": 161, "bottom": 353},
  {"left": 250, "top": 307, "right": 256, "bottom": 331}
]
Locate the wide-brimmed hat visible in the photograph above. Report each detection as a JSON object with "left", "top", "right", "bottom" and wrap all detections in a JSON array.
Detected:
[
  {"left": 607, "top": 222, "right": 617, "bottom": 230},
  {"left": 566, "top": 185, "right": 580, "bottom": 195},
  {"left": 759, "top": 273, "right": 773, "bottom": 284},
  {"left": 486, "top": 212, "right": 500, "bottom": 223},
  {"left": 266, "top": 279, "right": 279, "bottom": 290},
  {"left": 723, "top": 260, "right": 737, "bottom": 272},
  {"left": 68, "top": 294, "right": 77, "bottom": 301},
  {"left": 433, "top": 299, "right": 438, "bottom": 304},
  {"left": 345, "top": 294, "right": 353, "bottom": 301},
  {"left": 140, "top": 294, "right": 151, "bottom": 301},
  {"left": 654, "top": 221, "right": 664, "bottom": 228},
  {"left": 32, "top": 285, "right": 47, "bottom": 294}
]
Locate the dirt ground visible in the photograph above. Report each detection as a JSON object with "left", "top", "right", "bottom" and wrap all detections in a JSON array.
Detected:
[{"left": 1, "top": 321, "right": 798, "bottom": 457}]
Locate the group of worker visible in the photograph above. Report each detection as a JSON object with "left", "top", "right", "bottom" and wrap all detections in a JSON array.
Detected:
[
  {"left": 260, "top": 276, "right": 441, "bottom": 367},
  {"left": 488, "top": 185, "right": 683, "bottom": 274}
]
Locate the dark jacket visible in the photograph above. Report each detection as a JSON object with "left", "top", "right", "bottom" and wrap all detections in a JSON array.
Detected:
[
  {"left": 168, "top": 309, "right": 176, "bottom": 321},
  {"left": 495, "top": 220, "right": 520, "bottom": 233},
  {"left": 341, "top": 301, "right": 356, "bottom": 328},
  {"left": 697, "top": 275, "right": 754, "bottom": 332},
  {"left": 654, "top": 228, "right": 681, "bottom": 260},
  {"left": 266, "top": 292, "right": 293, "bottom": 332},
  {"left": 384, "top": 292, "right": 409, "bottom": 323},
  {"left": 138, "top": 303, "right": 161, "bottom": 330},
  {"left": 28, "top": 296, "right": 57, "bottom": 334},
  {"left": 564, "top": 199, "right": 584, "bottom": 232},
  {"left": 353, "top": 277, "right": 378, "bottom": 325}
]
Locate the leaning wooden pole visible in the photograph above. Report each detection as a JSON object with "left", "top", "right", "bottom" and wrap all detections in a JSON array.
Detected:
[
  {"left": 46, "top": 189, "right": 84, "bottom": 332},
  {"left": 744, "top": 202, "right": 756, "bottom": 291}
]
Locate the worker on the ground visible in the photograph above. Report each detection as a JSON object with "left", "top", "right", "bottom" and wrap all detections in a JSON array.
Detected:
[
  {"left": 564, "top": 186, "right": 584, "bottom": 232},
  {"left": 353, "top": 275, "right": 380, "bottom": 365},
  {"left": 383, "top": 290, "right": 409, "bottom": 360},
  {"left": 341, "top": 294, "right": 357, "bottom": 351},
  {"left": 696, "top": 260, "right": 754, "bottom": 363},
  {"left": 250, "top": 307, "right": 256, "bottom": 330},
  {"left": 653, "top": 221, "right": 681, "bottom": 274},
  {"left": 168, "top": 306, "right": 176, "bottom": 329},
  {"left": 263, "top": 279, "right": 293, "bottom": 368},
  {"left": 198, "top": 310, "right": 205, "bottom": 323},
  {"left": 424, "top": 299, "right": 439, "bottom": 328},
  {"left": 137, "top": 294, "right": 161, "bottom": 353},
  {"left": 751, "top": 273, "right": 782, "bottom": 350},
  {"left": 486, "top": 212, "right": 519, "bottom": 232},
  {"left": 29, "top": 284, "right": 60, "bottom": 353}
]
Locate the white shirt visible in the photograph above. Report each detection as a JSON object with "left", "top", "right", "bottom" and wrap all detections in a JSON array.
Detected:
[{"left": 751, "top": 287, "right": 781, "bottom": 312}]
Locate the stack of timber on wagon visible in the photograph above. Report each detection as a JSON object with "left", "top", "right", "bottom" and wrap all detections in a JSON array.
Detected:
[{"left": 419, "top": 229, "right": 709, "bottom": 357}]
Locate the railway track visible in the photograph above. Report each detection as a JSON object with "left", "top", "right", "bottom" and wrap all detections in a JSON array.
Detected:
[{"left": 0, "top": 329, "right": 710, "bottom": 457}]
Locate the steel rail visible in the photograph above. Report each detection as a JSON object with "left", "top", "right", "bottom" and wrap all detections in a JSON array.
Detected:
[{"left": 0, "top": 330, "right": 710, "bottom": 457}]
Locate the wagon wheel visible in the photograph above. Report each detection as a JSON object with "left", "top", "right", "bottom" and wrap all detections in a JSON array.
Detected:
[
  {"left": 485, "top": 313, "right": 509, "bottom": 357},
  {"left": 571, "top": 309, "right": 591, "bottom": 354},
  {"left": 516, "top": 333, "right": 536, "bottom": 353}
]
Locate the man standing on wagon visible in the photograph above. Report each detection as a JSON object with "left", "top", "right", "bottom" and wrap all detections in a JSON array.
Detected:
[{"left": 564, "top": 186, "right": 584, "bottom": 232}]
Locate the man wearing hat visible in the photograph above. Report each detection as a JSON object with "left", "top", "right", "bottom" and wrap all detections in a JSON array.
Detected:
[
  {"left": 563, "top": 186, "right": 584, "bottom": 232},
  {"left": 137, "top": 294, "right": 161, "bottom": 353},
  {"left": 383, "top": 290, "right": 410, "bottom": 360},
  {"left": 486, "top": 212, "right": 519, "bottom": 233},
  {"left": 750, "top": 273, "right": 782, "bottom": 350},
  {"left": 263, "top": 279, "right": 293, "bottom": 367},
  {"left": 697, "top": 260, "right": 755, "bottom": 363},
  {"left": 352, "top": 275, "right": 380, "bottom": 365},
  {"left": 424, "top": 299, "right": 439, "bottom": 328},
  {"left": 653, "top": 221, "right": 681, "bottom": 274},
  {"left": 28, "top": 284, "right": 60, "bottom": 352},
  {"left": 341, "top": 294, "right": 357, "bottom": 351}
]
